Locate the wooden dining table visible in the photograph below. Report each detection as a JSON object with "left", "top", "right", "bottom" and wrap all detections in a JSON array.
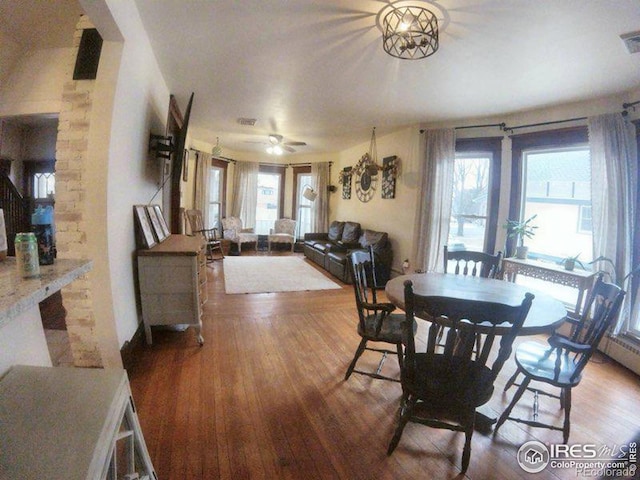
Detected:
[
  {"left": 385, "top": 272, "right": 569, "bottom": 431},
  {"left": 385, "top": 273, "right": 568, "bottom": 335}
]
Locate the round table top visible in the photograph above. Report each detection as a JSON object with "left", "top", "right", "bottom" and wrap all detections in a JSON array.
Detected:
[{"left": 385, "top": 273, "right": 568, "bottom": 336}]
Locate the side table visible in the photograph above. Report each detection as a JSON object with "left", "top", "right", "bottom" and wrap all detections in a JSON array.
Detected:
[{"left": 502, "top": 257, "right": 597, "bottom": 316}]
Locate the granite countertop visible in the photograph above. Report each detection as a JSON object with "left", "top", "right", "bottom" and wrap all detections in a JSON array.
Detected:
[{"left": 0, "top": 258, "right": 92, "bottom": 328}]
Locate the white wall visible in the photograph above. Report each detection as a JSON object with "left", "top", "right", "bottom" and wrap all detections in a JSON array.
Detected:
[
  {"left": 329, "top": 89, "right": 640, "bottom": 275},
  {"left": 0, "top": 48, "right": 69, "bottom": 117},
  {"left": 85, "top": 0, "right": 170, "bottom": 347}
]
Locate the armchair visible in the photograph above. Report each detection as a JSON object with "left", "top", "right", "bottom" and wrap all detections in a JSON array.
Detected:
[
  {"left": 268, "top": 218, "right": 296, "bottom": 252},
  {"left": 221, "top": 216, "right": 258, "bottom": 254}
]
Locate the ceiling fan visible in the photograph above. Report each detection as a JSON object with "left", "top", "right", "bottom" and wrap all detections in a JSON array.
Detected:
[{"left": 266, "top": 133, "right": 307, "bottom": 154}]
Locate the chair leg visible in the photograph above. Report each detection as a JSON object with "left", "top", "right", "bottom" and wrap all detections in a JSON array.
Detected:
[
  {"left": 562, "top": 388, "right": 571, "bottom": 443},
  {"left": 395, "top": 343, "right": 404, "bottom": 372},
  {"left": 387, "top": 396, "right": 416, "bottom": 455},
  {"left": 503, "top": 367, "right": 521, "bottom": 392},
  {"left": 344, "top": 338, "right": 368, "bottom": 380},
  {"left": 461, "top": 415, "right": 475, "bottom": 474},
  {"left": 495, "top": 377, "right": 531, "bottom": 433}
]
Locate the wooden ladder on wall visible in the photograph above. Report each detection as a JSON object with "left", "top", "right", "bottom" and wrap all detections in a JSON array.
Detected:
[{"left": 0, "top": 173, "right": 30, "bottom": 256}]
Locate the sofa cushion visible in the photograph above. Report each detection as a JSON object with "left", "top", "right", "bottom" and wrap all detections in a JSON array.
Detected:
[
  {"left": 359, "top": 230, "right": 388, "bottom": 254},
  {"left": 304, "top": 239, "right": 322, "bottom": 248},
  {"left": 313, "top": 242, "right": 333, "bottom": 254},
  {"left": 340, "top": 221, "right": 361, "bottom": 244},
  {"left": 328, "top": 221, "right": 345, "bottom": 242},
  {"left": 327, "top": 251, "right": 347, "bottom": 265}
]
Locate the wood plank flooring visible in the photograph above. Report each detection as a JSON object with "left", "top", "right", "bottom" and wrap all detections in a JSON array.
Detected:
[{"left": 126, "top": 253, "right": 640, "bottom": 480}]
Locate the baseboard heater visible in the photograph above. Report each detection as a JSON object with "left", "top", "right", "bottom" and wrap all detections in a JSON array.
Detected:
[{"left": 599, "top": 334, "right": 640, "bottom": 376}]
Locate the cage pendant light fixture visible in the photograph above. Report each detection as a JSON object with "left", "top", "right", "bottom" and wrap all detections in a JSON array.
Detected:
[{"left": 382, "top": 5, "right": 438, "bottom": 60}]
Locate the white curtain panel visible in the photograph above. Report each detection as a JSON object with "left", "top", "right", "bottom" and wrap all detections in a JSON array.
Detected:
[
  {"left": 194, "top": 151, "right": 211, "bottom": 227},
  {"left": 588, "top": 112, "right": 638, "bottom": 334},
  {"left": 412, "top": 128, "right": 456, "bottom": 273},
  {"left": 231, "top": 161, "right": 259, "bottom": 229},
  {"left": 311, "top": 162, "right": 330, "bottom": 233}
]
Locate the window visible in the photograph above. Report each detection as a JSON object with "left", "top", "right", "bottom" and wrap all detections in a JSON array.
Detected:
[
  {"left": 447, "top": 137, "right": 502, "bottom": 255},
  {"left": 33, "top": 172, "right": 55, "bottom": 199},
  {"left": 207, "top": 158, "right": 227, "bottom": 231},
  {"left": 296, "top": 173, "right": 313, "bottom": 239},
  {"left": 208, "top": 166, "right": 223, "bottom": 230},
  {"left": 448, "top": 155, "right": 491, "bottom": 252},
  {"left": 520, "top": 146, "right": 592, "bottom": 263},
  {"left": 509, "top": 127, "right": 593, "bottom": 309},
  {"left": 255, "top": 166, "right": 284, "bottom": 235}
]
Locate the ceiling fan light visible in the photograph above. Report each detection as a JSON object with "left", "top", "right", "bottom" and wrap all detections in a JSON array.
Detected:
[
  {"left": 268, "top": 134, "right": 281, "bottom": 145},
  {"left": 266, "top": 146, "right": 274, "bottom": 154},
  {"left": 273, "top": 145, "right": 284, "bottom": 155}
]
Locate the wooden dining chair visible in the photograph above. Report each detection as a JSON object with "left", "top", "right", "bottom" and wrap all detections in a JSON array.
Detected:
[
  {"left": 344, "top": 248, "right": 416, "bottom": 383},
  {"left": 494, "top": 274, "right": 625, "bottom": 443},
  {"left": 185, "top": 209, "right": 223, "bottom": 263},
  {"left": 444, "top": 245, "right": 502, "bottom": 278},
  {"left": 387, "top": 280, "right": 534, "bottom": 473}
]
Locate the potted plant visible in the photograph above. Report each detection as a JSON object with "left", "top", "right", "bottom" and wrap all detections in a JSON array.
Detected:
[
  {"left": 504, "top": 214, "right": 538, "bottom": 259},
  {"left": 589, "top": 256, "right": 640, "bottom": 288},
  {"left": 561, "top": 253, "right": 584, "bottom": 271}
]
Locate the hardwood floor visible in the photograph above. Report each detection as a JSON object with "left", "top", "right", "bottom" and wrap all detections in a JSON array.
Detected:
[{"left": 126, "top": 253, "right": 640, "bottom": 480}]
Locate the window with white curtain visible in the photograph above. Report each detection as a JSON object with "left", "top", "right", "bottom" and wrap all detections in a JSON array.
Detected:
[
  {"left": 296, "top": 173, "right": 313, "bottom": 239},
  {"left": 255, "top": 172, "right": 281, "bottom": 234},
  {"left": 208, "top": 166, "right": 223, "bottom": 230}
]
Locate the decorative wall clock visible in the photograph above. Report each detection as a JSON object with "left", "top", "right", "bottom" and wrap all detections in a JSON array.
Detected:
[{"left": 355, "top": 168, "right": 377, "bottom": 202}]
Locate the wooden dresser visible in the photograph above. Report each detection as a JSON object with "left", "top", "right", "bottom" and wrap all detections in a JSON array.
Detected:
[{"left": 137, "top": 234, "right": 207, "bottom": 345}]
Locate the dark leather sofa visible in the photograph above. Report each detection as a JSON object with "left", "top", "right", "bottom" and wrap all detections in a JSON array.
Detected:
[{"left": 303, "top": 220, "right": 392, "bottom": 285}]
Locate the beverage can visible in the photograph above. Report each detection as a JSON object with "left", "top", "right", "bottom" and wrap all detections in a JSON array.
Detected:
[{"left": 15, "top": 232, "right": 40, "bottom": 278}]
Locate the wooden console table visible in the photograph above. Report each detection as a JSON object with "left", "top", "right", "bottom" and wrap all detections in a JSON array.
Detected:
[{"left": 502, "top": 257, "right": 597, "bottom": 315}]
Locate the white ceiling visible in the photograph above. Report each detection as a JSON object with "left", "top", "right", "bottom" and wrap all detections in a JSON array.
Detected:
[
  {"left": 133, "top": 0, "right": 640, "bottom": 155},
  {"left": 2, "top": 1, "right": 640, "bottom": 155}
]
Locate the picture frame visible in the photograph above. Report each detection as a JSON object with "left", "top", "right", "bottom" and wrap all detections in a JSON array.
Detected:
[
  {"left": 152, "top": 204, "right": 170, "bottom": 238},
  {"left": 341, "top": 167, "right": 352, "bottom": 200},
  {"left": 182, "top": 149, "right": 189, "bottom": 182},
  {"left": 133, "top": 205, "right": 156, "bottom": 249},
  {"left": 146, "top": 205, "right": 168, "bottom": 243},
  {"left": 381, "top": 155, "right": 398, "bottom": 199}
]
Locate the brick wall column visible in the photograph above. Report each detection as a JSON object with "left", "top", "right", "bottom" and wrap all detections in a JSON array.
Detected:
[{"left": 55, "top": 15, "right": 103, "bottom": 367}]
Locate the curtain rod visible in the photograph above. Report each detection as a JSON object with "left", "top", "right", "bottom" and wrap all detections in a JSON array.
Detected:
[
  {"left": 288, "top": 162, "right": 333, "bottom": 167},
  {"left": 418, "top": 100, "right": 639, "bottom": 134},
  {"left": 189, "top": 148, "right": 236, "bottom": 163},
  {"left": 503, "top": 116, "right": 587, "bottom": 133}
]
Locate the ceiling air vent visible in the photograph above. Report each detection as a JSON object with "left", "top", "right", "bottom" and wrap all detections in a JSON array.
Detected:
[
  {"left": 621, "top": 31, "right": 640, "bottom": 54},
  {"left": 237, "top": 117, "right": 257, "bottom": 126}
]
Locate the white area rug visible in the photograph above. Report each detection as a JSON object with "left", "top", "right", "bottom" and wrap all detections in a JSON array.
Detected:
[{"left": 223, "top": 256, "right": 342, "bottom": 294}]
